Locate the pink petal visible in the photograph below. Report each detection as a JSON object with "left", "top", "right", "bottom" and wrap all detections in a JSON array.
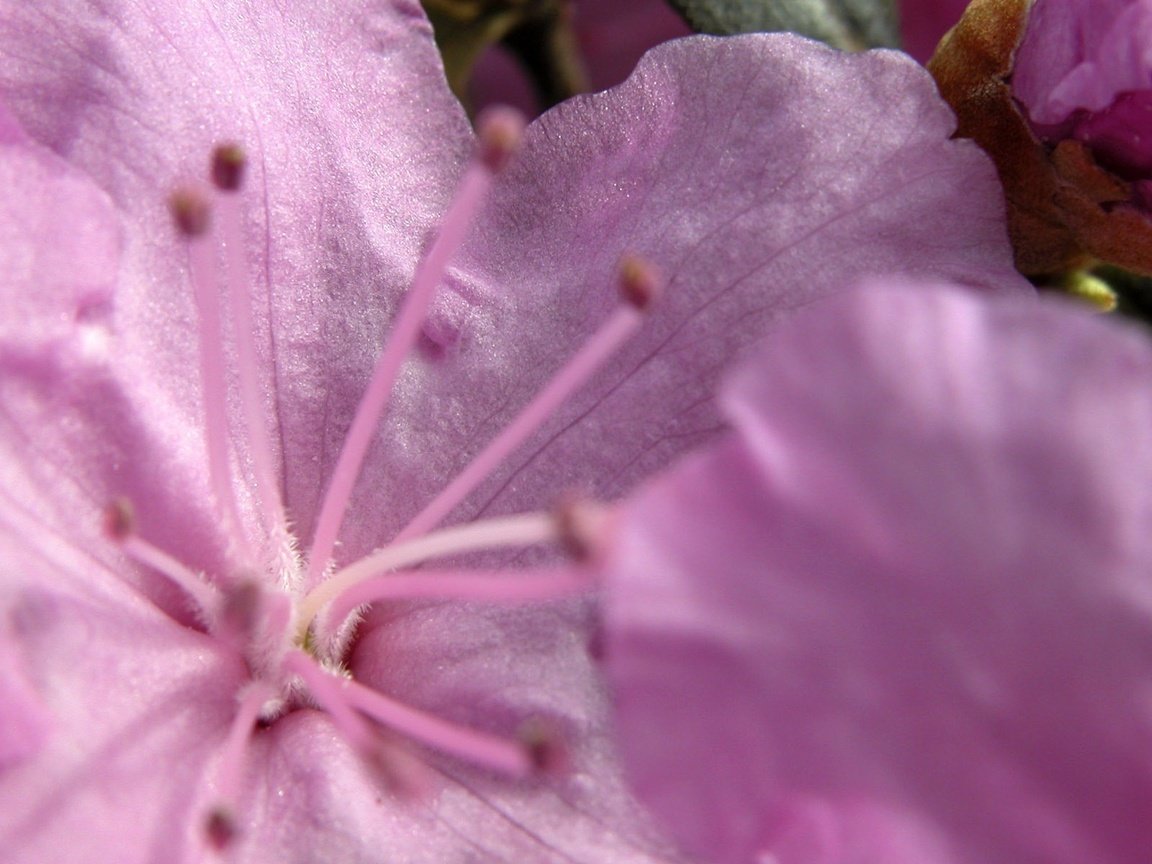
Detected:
[
  {"left": 0, "top": 565, "right": 247, "bottom": 862},
  {"left": 603, "top": 281, "right": 1152, "bottom": 864},
  {"left": 0, "top": 629, "right": 49, "bottom": 770},
  {"left": 1012, "top": 0, "right": 1152, "bottom": 192},
  {"left": 0, "top": 117, "right": 119, "bottom": 357},
  {"left": 379, "top": 34, "right": 1030, "bottom": 559},
  {"left": 0, "top": 0, "right": 474, "bottom": 561},
  {"left": 1014, "top": 0, "right": 1152, "bottom": 125}
]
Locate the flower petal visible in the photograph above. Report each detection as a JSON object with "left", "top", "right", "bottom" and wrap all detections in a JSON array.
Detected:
[
  {"left": 269, "top": 598, "right": 686, "bottom": 864},
  {"left": 0, "top": 555, "right": 246, "bottom": 863},
  {"left": 1014, "top": 0, "right": 1152, "bottom": 124},
  {"left": 603, "top": 282, "right": 1152, "bottom": 864},
  {"left": 367, "top": 34, "right": 1030, "bottom": 557},
  {"left": 0, "top": 0, "right": 473, "bottom": 553}
]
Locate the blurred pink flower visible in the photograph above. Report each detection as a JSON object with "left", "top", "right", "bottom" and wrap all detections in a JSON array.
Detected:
[
  {"left": 0, "top": 0, "right": 1025, "bottom": 860},
  {"left": 898, "top": 0, "right": 971, "bottom": 61},
  {"left": 470, "top": 0, "right": 691, "bottom": 115},
  {"left": 1013, "top": 0, "right": 1152, "bottom": 207},
  {"left": 602, "top": 280, "right": 1152, "bottom": 864}
]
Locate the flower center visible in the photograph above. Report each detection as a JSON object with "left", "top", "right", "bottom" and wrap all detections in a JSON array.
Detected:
[{"left": 105, "top": 107, "right": 656, "bottom": 854}]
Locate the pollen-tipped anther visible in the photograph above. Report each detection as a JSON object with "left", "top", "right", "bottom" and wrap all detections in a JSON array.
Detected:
[
  {"left": 204, "top": 807, "right": 238, "bottom": 852},
  {"left": 618, "top": 254, "right": 661, "bottom": 310},
  {"left": 520, "top": 718, "right": 571, "bottom": 776},
  {"left": 477, "top": 105, "right": 526, "bottom": 173},
  {"left": 169, "top": 187, "right": 211, "bottom": 237},
  {"left": 211, "top": 142, "right": 247, "bottom": 192},
  {"left": 103, "top": 498, "right": 136, "bottom": 541},
  {"left": 217, "top": 579, "right": 262, "bottom": 644},
  {"left": 554, "top": 496, "right": 609, "bottom": 563}
]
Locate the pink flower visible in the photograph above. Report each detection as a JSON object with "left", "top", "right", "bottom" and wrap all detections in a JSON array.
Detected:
[
  {"left": 1013, "top": 0, "right": 1152, "bottom": 206},
  {"left": 601, "top": 280, "right": 1152, "bottom": 864},
  {"left": 470, "top": 0, "right": 693, "bottom": 116},
  {"left": 0, "top": 0, "right": 1026, "bottom": 860},
  {"left": 898, "top": 0, "right": 971, "bottom": 62}
]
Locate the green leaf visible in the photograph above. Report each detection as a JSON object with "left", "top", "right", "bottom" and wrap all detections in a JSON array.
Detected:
[{"left": 667, "top": 0, "right": 901, "bottom": 51}]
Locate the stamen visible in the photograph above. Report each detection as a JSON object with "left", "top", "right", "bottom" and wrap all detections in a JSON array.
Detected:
[
  {"left": 343, "top": 675, "right": 533, "bottom": 777},
  {"left": 296, "top": 512, "right": 557, "bottom": 633},
  {"left": 393, "top": 256, "right": 660, "bottom": 544},
  {"left": 282, "top": 650, "right": 378, "bottom": 752},
  {"left": 324, "top": 567, "right": 594, "bottom": 634},
  {"left": 203, "top": 681, "right": 273, "bottom": 852},
  {"left": 305, "top": 111, "right": 526, "bottom": 585},
  {"left": 211, "top": 144, "right": 285, "bottom": 538},
  {"left": 105, "top": 499, "right": 220, "bottom": 614},
  {"left": 171, "top": 188, "right": 251, "bottom": 558}
]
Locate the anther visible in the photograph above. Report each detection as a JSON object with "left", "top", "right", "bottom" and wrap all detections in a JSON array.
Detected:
[
  {"left": 476, "top": 105, "right": 526, "bottom": 173},
  {"left": 103, "top": 498, "right": 135, "bottom": 541},
  {"left": 204, "top": 807, "right": 238, "bottom": 852},
  {"left": 554, "top": 496, "right": 610, "bottom": 563},
  {"left": 169, "top": 187, "right": 211, "bottom": 237},
  {"left": 211, "top": 142, "right": 247, "bottom": 192},
  {"left": 617, "top": 254, "right": 661, "bottom": 310},
  {"left": 519, "top": 718, "right": 571, "bottom": 776},
  {"left": 216, "top": 580, "right": 262, "bottom": 645}
]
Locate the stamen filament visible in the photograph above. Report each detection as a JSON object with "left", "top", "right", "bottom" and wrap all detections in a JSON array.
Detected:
[
  {"left": 325, "top": 567, "right": 593, "bottom": 633},
  {"left": 343, "top": 675, "right": 532, "bottom": 777},
  {"left": 119, "top": 535, "right": 220, "bottom": 614},
  {"left": 181, "top": 203, "right": 252, "bottom": 558},
  {"left": 305, "top": 156, "right": 499, "bottom": 585},
  {"left": 203, "top": 681, "right": 274, "bottom": 849},
  {"left": 394, "top": 305, "right": 644, "bottom": 544},
  {"left": 282, "top": 650, "right": 377, "bottom": 751},
  {"left": 217, "top": 178, "right": 285, "bottom": 539},
  {"left": 296, "top": 512, "right": 556, "bottom": 633}
]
